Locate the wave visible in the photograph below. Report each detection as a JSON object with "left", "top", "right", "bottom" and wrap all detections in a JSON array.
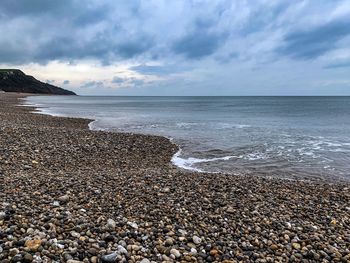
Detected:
[
  {"left": 171, "top": 150, "right": 237, "bottom": 172},
  {"left": 88, "top": 120, "right": 109, "bottom": 131},
  {"left": 176, "top": 122, "right": 200, "bottom": 128},
  {"left": 215, "top": 123, "right": 251, "bottom": 129},
  {"left": 175, "top": 122, "right": 251, "bottom": 130}
]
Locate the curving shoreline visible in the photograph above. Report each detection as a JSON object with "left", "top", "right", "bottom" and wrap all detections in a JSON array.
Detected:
[{"left": 0, "top": 93, "right": 349, "bottom": 262}]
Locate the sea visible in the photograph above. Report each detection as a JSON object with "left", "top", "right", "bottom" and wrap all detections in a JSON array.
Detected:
[{"left": 24, "top": 96, "right": 350, "bottom": 181}]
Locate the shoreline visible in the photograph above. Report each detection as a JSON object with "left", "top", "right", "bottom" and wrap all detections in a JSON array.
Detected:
[
  {"left": 22, "top": 95, "right": 235, "bottom": 175},
  {"left": 22, "top": 95, "right": 188, "bottom": 173},
  {"left": 1, "top": 92, "right": 350, "bottom": 262},
  {"left": 23, "top": 94, "right": 350, "bottom": 183}
]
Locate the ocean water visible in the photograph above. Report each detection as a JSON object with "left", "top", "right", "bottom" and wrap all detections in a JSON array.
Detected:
[{"left": 25, "top": 96, "right": 350, "bottom": 180}]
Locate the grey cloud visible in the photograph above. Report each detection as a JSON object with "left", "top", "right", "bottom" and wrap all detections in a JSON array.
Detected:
[
  {"left": 81, "top": 81, "right": 104, "bottom": 88},
  {"left": 278, "top": 18, "right": 350, "bottom": 59},
  {"left": 0, "top": 46, "right": 29, "bottom": 64},
  {"left": 0, "top": 1, "right": 154, "bottom": 64},
  {"left": 111, "top": 76, "right": 145, "bottom": 87},
  {"left": 173, "top": 31, "right": 226, "bottom": 59},
  {"left": 130, "top": 64, "right": 190, "bottom": 76},
  {"left": 112, "top": 77, "right": 125, "bottom": 84},
  {"left": 172, "top": 14, "right": 228, "bottom": 59},
  {"left": 1, "top": 0, "right": 349, "bottom": 78},
  {"left": 116, "top": 38, "right": 154, "bottom": 59},
  {"left": 130, "top": 78, "right": 145, "bottom": 87},
  {"left": 1, "top": 0, "right": 236, "bottom": 64},
  {"left": 324, "top": 61, "right": 350, "bottom": 69},
  {"left": 0, "top": 0, "right": 72, "bottom": 16},
  {"left": 73, "top": 6, "right": 108, "bottom": 26},
  {"left": 63, "top": 80, "right": 70, "bottom": 85},
  {"left": 32, "top": 32, "right": 153, "bottom": 64}
]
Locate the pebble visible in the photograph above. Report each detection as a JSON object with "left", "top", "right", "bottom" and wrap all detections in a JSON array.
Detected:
[
  {"left": 117, "top": 245, "right": 128, "bottom": 255},
  {"left": 226, "top": 206, "right": 235, "bottom": 213},
  {"left": 12, "top": 254, "right": 23, "bottom": 262},
  {"left": 58, "top": 194, "right": 70, "bottom": 203},
  {"left": 190, "top": 248, "right": 197, "bottom": 255},
  {"left": 0, "top": 211, "right": 6, "bottom": 220},
  {"left": 70, "top": 231, "right": 81, "bottom": 238},
  {"left": 193, "top": 235, "right": 202, "bottom": 244},
  {"left": 101, "top": 252, "right": 118, "bottom": 263},
  {"left": 23, "top": 253, "right": 33, "bottom": 263},
  {"left": 25, "top": 239, "right": 42, "bottom": 252},
  {"left": 292, "top": 243, "right": 301, "bottom": 250},
  {"left": 127, "top": 221, "right": 138, "bottom": 229},
  {"left": 170, "top": 248, "right": 181, "bottom": 258},
  {"left": 106, "top": 218, "right": 116, "bottom": 230},
  {"left": 165, "top": 237, "right": 174, "bottom": 246}
]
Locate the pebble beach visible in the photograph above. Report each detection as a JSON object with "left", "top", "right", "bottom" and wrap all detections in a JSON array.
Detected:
[{"left": 0, "top": 93, "right": 349, "bottom": 263}]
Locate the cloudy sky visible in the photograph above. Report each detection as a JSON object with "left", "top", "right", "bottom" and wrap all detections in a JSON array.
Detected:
[{"left": 1, "top": 0, "right": 350, "bottom": 95}]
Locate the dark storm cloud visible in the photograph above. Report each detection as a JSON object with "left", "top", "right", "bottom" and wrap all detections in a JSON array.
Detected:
[{"left": 278, "top": 18, "right": 350, "bottom": 59}]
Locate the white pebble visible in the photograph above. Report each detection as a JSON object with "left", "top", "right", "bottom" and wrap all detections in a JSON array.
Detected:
[
  {"left": 170, "top": 248, "right": 181, "bottom": 258},
  {"left": 127, "top": 221, "right": 138, "bottom": 229},
  {"left": 106, "top": 218, "right": 116, "bottom": 229},
  {"left": 192, "top": 235, "right": 201, "bottom": 244}
]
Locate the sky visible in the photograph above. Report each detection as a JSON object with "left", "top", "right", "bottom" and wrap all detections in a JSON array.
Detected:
[{"left": 1, "top": 0, "right": 350, "bottom": 96}]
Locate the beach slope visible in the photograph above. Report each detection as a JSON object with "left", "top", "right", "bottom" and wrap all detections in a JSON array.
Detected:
[{"left": 0, "top": 93, "right": 349, "bottom": 262}]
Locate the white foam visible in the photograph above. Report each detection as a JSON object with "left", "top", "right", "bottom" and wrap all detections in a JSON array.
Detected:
[
  {"left": 88, "top": 120, "right": 106, "bottom": 131},
  {"left": 244, "top": 152, "right": 267, "bottom": 161},
  {"left": 176, "top": 122, "right": 199, "bottom": 128},
  {"left": 171, "top": 149, "right": 236, "bottom": 172},
  {"left": 215, "top": 123, "right": 251, "bottom": 129}
]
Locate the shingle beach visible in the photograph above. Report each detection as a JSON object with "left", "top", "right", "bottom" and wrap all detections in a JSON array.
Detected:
[{"left": 0, "top": 93, "right": 349, "bottom": 262}]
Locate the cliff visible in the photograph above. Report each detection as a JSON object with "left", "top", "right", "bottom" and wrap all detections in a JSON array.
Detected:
[{"left": 0, "top": 69, "right": 76, "bottom": 95}]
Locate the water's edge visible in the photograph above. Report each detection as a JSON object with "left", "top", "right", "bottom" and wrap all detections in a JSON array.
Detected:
[
  {"left": 21, "top": 96, "right": 350, "bottom": 183},
  {"left": 21, "top": 96, "right": 202, "bottom": 174}
]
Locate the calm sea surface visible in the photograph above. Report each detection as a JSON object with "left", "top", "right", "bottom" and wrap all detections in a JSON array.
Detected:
[{"left": 25, "top": 96, "right": 350, "bottom": 180}]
